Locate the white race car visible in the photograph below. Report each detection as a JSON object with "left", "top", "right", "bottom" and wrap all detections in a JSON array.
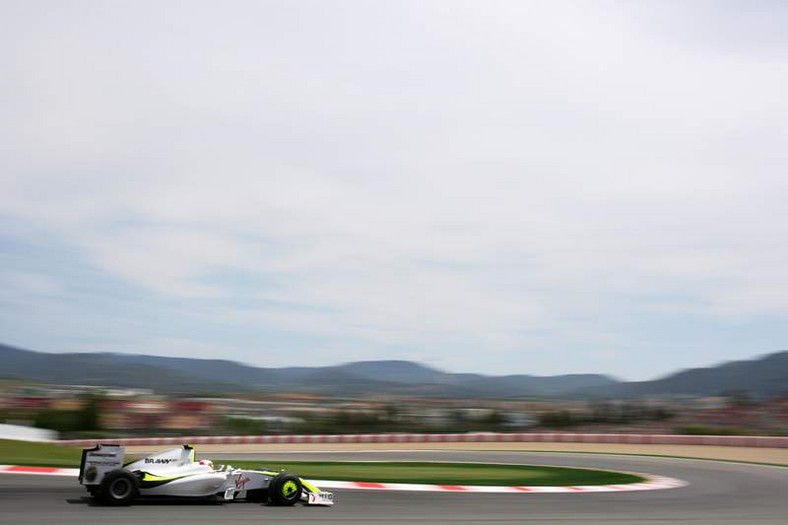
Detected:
[{"left": 79, "top": 443, "right": 334, "bottom": 507}]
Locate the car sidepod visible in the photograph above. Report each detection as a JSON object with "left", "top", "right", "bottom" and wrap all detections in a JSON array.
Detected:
[{"left": 138, "top": 471, "right": 229, "bottom": 497}]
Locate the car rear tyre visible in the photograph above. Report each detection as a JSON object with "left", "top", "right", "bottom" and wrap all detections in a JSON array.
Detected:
[
  {"left": 269, "top": 472, "right": 302, "bottom": 506},
  {"left": 98, "top": 469, "right": 139, "bottom": 506}
]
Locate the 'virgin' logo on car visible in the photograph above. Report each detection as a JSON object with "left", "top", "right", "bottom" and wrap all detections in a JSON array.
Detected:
[{"left": 235, "top": 476, "right": 251, "bottom": 489}]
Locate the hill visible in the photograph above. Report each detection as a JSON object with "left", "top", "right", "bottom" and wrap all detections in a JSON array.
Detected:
[
  {"left": 576, "top": 351, "right": 788, "bottom": 398},
  {"left": 5, "top": 343, "right": 785, "bottom": 399},
  {"left": 0, "top": 344, "right": 250, "bottom": 394},
  {"left": 0, "top": 343, "right": 616, "bottom": 398}
]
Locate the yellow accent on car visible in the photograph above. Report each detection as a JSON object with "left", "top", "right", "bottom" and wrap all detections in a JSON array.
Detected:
[
  {"left": 282, "top": 480, "right": 298, "bottom": 496},
  {"left": 300, "top": 479, "right": 320, "bottom": 493},
  {"left": 142, "top": 473, "right": 184, "bottom": 482}
]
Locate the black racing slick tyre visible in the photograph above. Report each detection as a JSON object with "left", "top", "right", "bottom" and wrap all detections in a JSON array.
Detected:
[
  {"left": 268, "top": 472, "right": 302, "bottom": 506},
  {"left": 97, "top": 469, "right": 139, "bottom": 506}
]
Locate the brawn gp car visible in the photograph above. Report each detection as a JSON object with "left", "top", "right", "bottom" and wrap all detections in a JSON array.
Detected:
[{"left": 79, "top": 443, "right": 334, "bottom": 506}]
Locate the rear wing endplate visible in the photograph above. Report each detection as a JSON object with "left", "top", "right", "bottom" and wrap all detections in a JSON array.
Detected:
[{"left": 79, "top": 444, "right": 125, "bottom": 486}]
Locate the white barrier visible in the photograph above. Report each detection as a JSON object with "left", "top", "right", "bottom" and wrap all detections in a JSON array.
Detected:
[{"left": 0, "top": 424, "right": 58, "bottom": 442}]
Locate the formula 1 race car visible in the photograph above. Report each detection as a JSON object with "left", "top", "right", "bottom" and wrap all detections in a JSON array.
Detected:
[{"left": 79, "top": 443, "right": 334, "bottom": 507}]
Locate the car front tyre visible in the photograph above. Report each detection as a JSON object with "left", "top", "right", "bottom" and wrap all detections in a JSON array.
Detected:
[{"left": 268, "top": 473, "right": 302, "bottom": 506}]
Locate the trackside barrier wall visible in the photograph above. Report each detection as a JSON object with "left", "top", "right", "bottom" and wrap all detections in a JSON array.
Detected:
[{"left": 58, "top": 433, "right": 788, "bottom": 448}]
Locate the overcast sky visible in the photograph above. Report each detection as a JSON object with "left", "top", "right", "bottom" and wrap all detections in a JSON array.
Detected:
[{"left": 1, "top": 1, "right": 787, "bottom": 380}]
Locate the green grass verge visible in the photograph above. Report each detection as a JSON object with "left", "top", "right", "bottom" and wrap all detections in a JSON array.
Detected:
[
  {"left": 220, "top": 460, "right": 644, "bottom": 486},
  {"left": 0, "top": 439, "right": 82, "bottom": 467},
  {"left": 0, "top": 440, "right": 644, "bottom": 486}
]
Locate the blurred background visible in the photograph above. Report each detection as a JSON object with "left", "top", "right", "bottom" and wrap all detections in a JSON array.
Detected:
[
  {"left": 2, "top": 343, "right": 786, "bottom": 441},
  {"left": 2, "top": 2, "right": 787, "bottom": 443}
]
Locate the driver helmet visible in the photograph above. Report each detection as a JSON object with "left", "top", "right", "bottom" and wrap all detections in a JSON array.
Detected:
[{"left": 199, "top": 459, "right": 214, "bottom": 469}]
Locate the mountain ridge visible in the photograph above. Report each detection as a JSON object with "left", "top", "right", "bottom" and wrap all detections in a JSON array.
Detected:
[{"left": 1, "top": 343, "right": 785, "bottom": 399}]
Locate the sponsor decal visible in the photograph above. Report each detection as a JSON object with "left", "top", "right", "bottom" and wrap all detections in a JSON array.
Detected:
[
  {"left": 87, "top": 460, "right": 121, "bottom": 466},
  {"left": 235, "top": 476, "right": 251, "bottom": 490},
  {"left": 84, "top": 466, "right": 97, "bottom": 482},
  {"left": 144, "top": 458, "right": 175, "bottom": 464},
  {"left": 308, "top": 492, "right": 334, "bottom": 505}
]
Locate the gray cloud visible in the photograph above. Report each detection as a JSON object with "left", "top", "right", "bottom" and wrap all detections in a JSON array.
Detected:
[{"left": 1, "top": 1, "right": 787, "bottom": 378}]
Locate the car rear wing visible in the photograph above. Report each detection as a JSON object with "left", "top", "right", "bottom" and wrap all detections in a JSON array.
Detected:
[{"left": 79, "top": 444, "right": 125, "bottom": 486}]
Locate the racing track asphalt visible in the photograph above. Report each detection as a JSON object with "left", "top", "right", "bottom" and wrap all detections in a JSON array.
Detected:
[{"left": 1, "top": 451, "right": 786, "bottom": 525}]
